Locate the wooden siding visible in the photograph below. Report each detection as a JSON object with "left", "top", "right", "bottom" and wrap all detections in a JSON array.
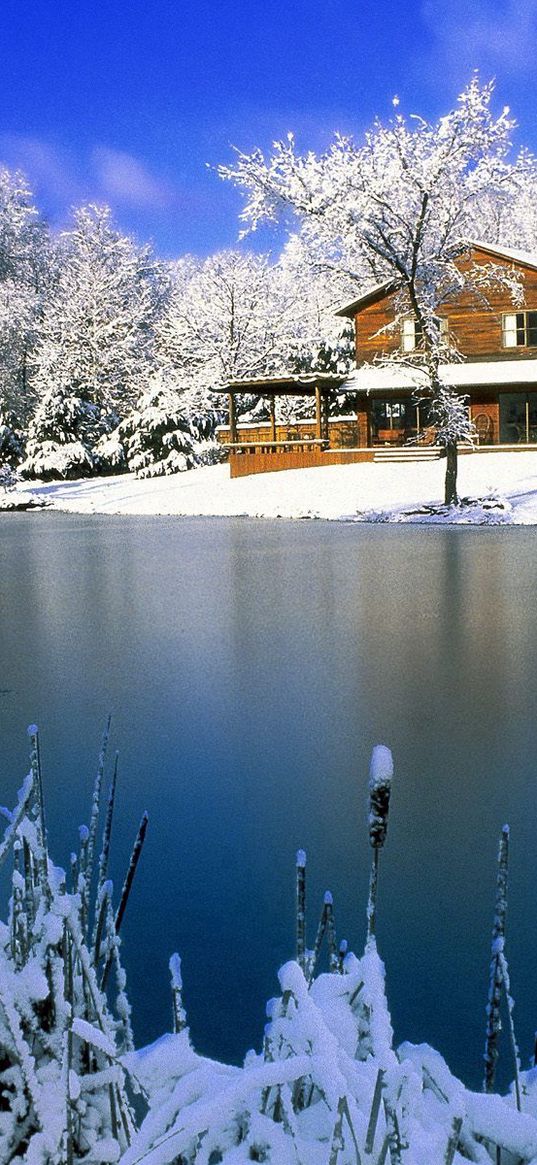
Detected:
[
  {"left": 227, "top": 446, "right": 375, "bottom": 477},
  {"left": 354, "top": 247, "right": 537, "bottom": 364}
]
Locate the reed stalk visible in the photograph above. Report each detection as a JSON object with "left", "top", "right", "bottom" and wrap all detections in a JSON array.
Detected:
[
  {"left": 62, "top": 921, "right": 74, "bottom": 1165},
  {"left": 328, "top": 1096, "right": 345, "bottom": 1165},
  {"left": 85, "top": 715, "right": 112, "bottom": 916},
  {"left": 296, "top": 849, "right": 306, "bottom": 972},
  {"left": 484, "top": 825, "right": 509, "bottom": 1094},
  {"left": 97, "top": 753, "right": 118, "bottom": 897},
  {"left": 101, "top": 812, "right": 149, "bottom": 991},
  {"left": 383, "top": 1096, "right": 403, "bottom": 1165},
  {"left": 498, "top": 949, "right": 522, "bottom": 1111},
  {"left": 27, "top": 725, "right": 50, "bottom": 901},
  {"left": 308, "top": 896, "right": 328, "bottom": 985},
  {"left": 444, "top": 1116, "right": 462, "bottom": 1165},
  {"left": 364, "top": 1068, "right": 385, "bottom": 1155},
  {"left": 325, "top": 891, "right": 338, "bottom": 972}
]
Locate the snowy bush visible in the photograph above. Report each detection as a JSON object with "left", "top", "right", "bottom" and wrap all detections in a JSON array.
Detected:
[
  {"left": 0, "top": 723, "right": 146, "bottom": 1163},
  {"left": 0, "top": 461, "right": 17, "bottom": 491}
]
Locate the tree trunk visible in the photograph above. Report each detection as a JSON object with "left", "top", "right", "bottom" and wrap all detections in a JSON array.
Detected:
[{"left": 444, "top": 441, "right": 458, "bottom": 505}]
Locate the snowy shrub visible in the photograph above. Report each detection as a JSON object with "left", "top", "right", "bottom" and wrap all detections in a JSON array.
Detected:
[
  {"left": 115, "top": 378, "right": 222, "bottom": 478},
  {"left": 0, "top": 461, "right": 17, "bottom": 491},
  {"left": 19, "top": 387, "right": 108, "bottom": 479},
  {"left": 94, "top": 430, "right": 128, "bottom": 475},
  {"left": 0, "top": 722, "right": 147, "bottom": 1163},
  {"left": 0, "top": 415, "right": 24, "bottom": 468}
]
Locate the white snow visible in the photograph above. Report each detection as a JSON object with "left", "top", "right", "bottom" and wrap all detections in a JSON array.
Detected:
[
  {"left": 11, "top": 449, "right": 537, "bottom": 524},
  {"left": 368, "top": 745, "right": 394, "bottom": 790},
  {"left": 342, "top": 358, "right": 537, "bottom": 392}
]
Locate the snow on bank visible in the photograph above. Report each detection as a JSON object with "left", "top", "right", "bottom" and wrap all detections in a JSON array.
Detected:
[{"left": 11, "top": 450, "right": 537, "bottom": 524}]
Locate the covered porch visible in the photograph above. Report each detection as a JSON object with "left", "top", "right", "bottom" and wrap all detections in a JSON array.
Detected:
[
  {"left": 217, "top": 366, "right": 537, "bottom": 477},
  {"left": 216, "top": 373, "right": 443, "bottom": 476}
]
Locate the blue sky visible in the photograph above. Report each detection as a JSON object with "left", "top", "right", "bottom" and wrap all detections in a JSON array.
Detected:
[{"left": 2, "top": 0, "right": 537, "bottom": 259}]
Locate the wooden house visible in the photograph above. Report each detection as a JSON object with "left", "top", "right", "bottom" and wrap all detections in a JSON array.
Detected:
[{"left": 217, "top": 242, "right": 537, "bottom": 476}]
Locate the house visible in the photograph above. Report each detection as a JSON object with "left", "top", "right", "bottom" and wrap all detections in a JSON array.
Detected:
[{"left": 216, "top": 242, "right": 537, "bottom": 476}]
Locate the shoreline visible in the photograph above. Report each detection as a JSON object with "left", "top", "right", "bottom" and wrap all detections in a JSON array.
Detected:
[{"left": 5, "top": 451, "right": 537, "bottom": 524}]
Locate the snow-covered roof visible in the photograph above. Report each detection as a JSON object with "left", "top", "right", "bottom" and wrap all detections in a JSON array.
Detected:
[
  {"left": 336, "top": 241, "right": 537, "bottom": 318},
  {"left": 335, "top": 280, "right": 396, "bottom": 318},
  {"left": 469, "top": 239, "right": 537, "bottom": 272},
  {"left": 222, "top": 372, "right": 348, "bottom": 394},
  {"left": 342, "top": 358, "right": 537, "bottom": 394}
]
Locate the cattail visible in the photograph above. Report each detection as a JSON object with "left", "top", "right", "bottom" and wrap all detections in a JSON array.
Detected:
[
  {"left": 366, "top": 745, "right": 394, "bottom": 948},
  {"left": 324, "top": 892, "right": 338, "bottom": 972},
  {"left": 368, "top": 745, "right": 393, "bottom": 849},
  {"left": 338, "top": 939, "right": 348, "bottom": 974},
  {"left": 296, "top": 849, "right": 307, "bottom": 973},
  {"left": 484, "top": 825, "right": 509, "bottom": 1094}
]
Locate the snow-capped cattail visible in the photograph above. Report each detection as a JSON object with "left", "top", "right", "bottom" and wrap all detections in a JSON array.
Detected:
[
  {"left": 366, "top": 745, "right": 394, "bottom": 949},
  {"left": 296, "top": 849, "right": 307, "bottom": 972},
  {"left": 338, "top": 939, "right": 348, "bottom": 973},
  {"left": 368, "top": 745, "right": 393, "bottom": 850},
  {"left": 324, "top": 891, "right": 338, "bottom": 973}
]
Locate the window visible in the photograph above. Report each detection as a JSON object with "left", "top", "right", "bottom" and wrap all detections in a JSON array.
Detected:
[
  {"left": 401, "top": 317, "right": 448, "bottom": 352},
  {"left": 502, "top": 311, "right": 537, "bottom": 348}
]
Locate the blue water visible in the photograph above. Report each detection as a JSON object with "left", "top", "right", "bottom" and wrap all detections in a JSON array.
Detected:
[{"left": 1, "top": 513, "right": 537, "bottom": 1091}]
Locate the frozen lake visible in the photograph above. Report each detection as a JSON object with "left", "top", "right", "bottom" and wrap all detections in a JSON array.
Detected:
[{"left": 2, "top": 513, "right": 537, "bottom": 1090}]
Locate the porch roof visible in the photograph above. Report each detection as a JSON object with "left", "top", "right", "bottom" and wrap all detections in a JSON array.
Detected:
[
  {"left": 341, "top": 358, "right": 537, "bottom": 394},
  {"left": 221, "top": 373, "right": 348, "bottom": 395}
]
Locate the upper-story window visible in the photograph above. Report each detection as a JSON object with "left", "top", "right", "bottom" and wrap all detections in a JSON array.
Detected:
[
  {"left": 401, "top": 317, "right": 448, "bottom": 352},
  {"left": 503, "top": 312, "right": 537, "bottom": 348}
]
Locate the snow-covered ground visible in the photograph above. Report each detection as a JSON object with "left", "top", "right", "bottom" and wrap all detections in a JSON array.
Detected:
[{"left": 10, "top": 450, "right": 537, "bottom": 524}]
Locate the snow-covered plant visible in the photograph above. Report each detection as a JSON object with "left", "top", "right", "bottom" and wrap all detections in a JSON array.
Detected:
[
  {"left": 112, "top": 372, "right": 221, "bottom": 478},
  {"left": 20, "top": 385, "right": 107, "bottom": 479},
  {"left": 0, "top": 461, "right": 17, "bottom": 491},
  {"left": 0, "top": 722, "right": 148, "bottom": 1163},
  {"left": 483, "top": 823, "right": 522, "bottom": 1111},
  {"left": 5, "top": 729, "right": 537, "bottom": 1164},
  {"left": 366, "top": 745, "right": 394, "bottom": 949},
  {"left": 220, "top": 76, "right": 535, "bottom": 503},
  {"left": 23, "top": 204, "right": 162, "bottom": 476},
  {"left": 0, "top": 170, "right": 50, "bottom": 450}
]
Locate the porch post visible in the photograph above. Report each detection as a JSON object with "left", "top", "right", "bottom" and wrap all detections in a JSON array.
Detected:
[
  {"left": 315, "top": 385, "right": 322, "bottom": 440},
  {"left": 321, "top": 391, "right": 329, "bottom": 444},
  {"left": 269, "top": 395, "right": 277, "bottom": 442},
  {"left": 228, "top": 392, "right": 238, "bottom": 444}
]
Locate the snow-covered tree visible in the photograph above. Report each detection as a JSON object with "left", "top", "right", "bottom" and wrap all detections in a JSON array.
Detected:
[
  {"left": 156, "top": 247, "right": 355, "bottom": 435},
  {"left": 22, "top": 205, "right": 162, "bottom": 478},
  {"left": 112, "top": 369, "right": 219, "bottom": 477},
  {"left": 220, "top": 76, "right": 534, "bottom": 503},
  {"left": 0, "top": 169, "right": 50, "bottom": 460},
  {"left": 158, "top": 251, "right": 288, "bottom": 387}
]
